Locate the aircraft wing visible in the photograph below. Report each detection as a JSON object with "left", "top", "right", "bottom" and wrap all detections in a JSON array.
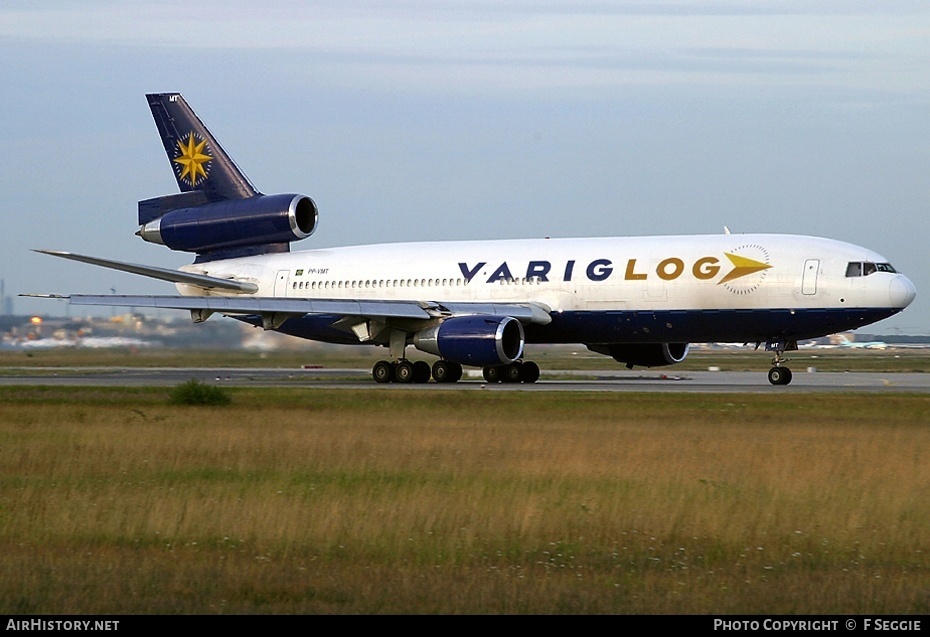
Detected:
[
  {"left": 32, "top": 250, "right": 259, "bottom": 293},
  {"left": 26, "top": 294, "right": 552, "bottom": 325},
  {"left": 27, "top": 250, "right": 552, "bottom": 325}
]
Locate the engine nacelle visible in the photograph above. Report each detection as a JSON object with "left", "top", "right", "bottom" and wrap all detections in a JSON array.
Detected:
[
  {"left": 137, "top": 193, "right": 317, "bottom": 255},
  {"left": 588, "top": 343, "right": 690, "bottom": 369},
  {"left": 413, "top": 315, "right": 525, "bottom": 367}
]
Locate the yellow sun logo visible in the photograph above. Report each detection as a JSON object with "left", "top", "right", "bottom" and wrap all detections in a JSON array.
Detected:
[{"left": 173, "top": 132, "right": 213, "bottom": 186}]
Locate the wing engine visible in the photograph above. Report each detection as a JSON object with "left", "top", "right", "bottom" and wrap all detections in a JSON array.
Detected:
[
  {"left": 413, "top": 315, "right": 524, "bottom": 366},
  {"left": 587, "top": 342, "right": 690, "bottom": 369}
]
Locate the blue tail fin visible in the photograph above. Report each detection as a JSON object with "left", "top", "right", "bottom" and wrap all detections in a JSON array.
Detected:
[
  {"left": 138, "top": 93, "right": 317, "bottom": 261},
  {"left": 146, "top": 93, "right": 259, "bottom": 201}
]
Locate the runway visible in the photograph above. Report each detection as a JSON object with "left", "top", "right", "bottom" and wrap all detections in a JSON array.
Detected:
[{"left": 2, "top": 367, "right": 929, "bottom": 392}]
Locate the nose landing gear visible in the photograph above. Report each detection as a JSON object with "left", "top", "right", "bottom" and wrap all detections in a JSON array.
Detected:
[
  {"left": 767, "top": 365, "right": 793, "bottom": 386},
  {"left": 764, "top": 340, "right": 797, "bottom": 386}
]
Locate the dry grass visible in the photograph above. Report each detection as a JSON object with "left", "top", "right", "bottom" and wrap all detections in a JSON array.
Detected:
[{"left": 0, "top": 388, "right": 928, "bottom": 613}]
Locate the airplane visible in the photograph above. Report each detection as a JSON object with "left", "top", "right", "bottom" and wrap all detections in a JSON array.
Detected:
[
  {"left": 834, "top": 334, "right": 888, "bottom": 350},
  {"left": 28, "top": 93, "right": 916, "bottom": 386}
]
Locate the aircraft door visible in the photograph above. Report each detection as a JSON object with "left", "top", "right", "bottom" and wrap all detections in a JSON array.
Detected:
[
  {"left": 801, "top": 259, "right": 820, "bottom": 295},
  {"left": 274, "top": 270, "right": 291, "bottom": 297}
]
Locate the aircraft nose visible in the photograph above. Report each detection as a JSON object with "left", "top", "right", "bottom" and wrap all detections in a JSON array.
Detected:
[{"left": 889, "top": 274, "right": 917, "bottom": 309}]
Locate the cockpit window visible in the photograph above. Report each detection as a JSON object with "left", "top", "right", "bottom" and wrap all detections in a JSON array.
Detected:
[{"left": 846, "top": 262, "right": 897, "bottom": 277}]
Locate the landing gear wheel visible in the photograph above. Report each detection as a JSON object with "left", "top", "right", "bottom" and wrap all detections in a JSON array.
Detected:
[
  {"left": 521, "top": 361, "right": 540, "bottom": 384},
  {"left": 503, "top": 362, "right": 523, "bottom": 383},
  {"left": 432, "top": 360, "right": 463, "bottom": 383},
  {"left": 394, "top": 360, "right": 415, "bottom": 384},
  {"left": 483, "top": 366, "right": 502, "bottom": 383},
  {"left": 768, "top": 366, "right": 793, "bottom": 386},
  {"left": 412, "top": 360, "right": 432, "bottom": 384},
  {"left": 372, "top": 360, "right": 394, "bottom": 384}
]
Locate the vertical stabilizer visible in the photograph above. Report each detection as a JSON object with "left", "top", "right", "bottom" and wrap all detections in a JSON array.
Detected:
[{"left": 146, "top": 93, "right": 259, "bottom": 201}]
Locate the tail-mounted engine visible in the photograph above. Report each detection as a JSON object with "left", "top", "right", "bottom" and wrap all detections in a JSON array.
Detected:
[{"left": 136, "top": 193, "right": 317, "bottom": 257}]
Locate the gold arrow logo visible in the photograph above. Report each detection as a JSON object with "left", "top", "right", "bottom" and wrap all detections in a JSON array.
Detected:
[{"left": 718, "top": 252, "right": 772, "bottom": 285}]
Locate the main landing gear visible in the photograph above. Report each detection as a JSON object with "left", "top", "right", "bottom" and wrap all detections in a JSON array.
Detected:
[
  {"left": 372, "top": 327, "right": 541, "bottom": 384},
  {"left": 765, "top": 341, "right": 796, "bottom": 386},
  {"left": 371, "top": 359, "right": 540, "bottom": 384},
  {"left": 372, "top": 359, "right": 462, "bottom": 384},
  {"left": 372, "top": 359, "right": 434, "bottom": 384},
  {"left": 481, "top": 360, "right": 540, "bottom": 384}
]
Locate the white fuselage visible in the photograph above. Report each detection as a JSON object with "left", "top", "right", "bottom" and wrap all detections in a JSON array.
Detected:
[{"left": 179, "top": 234, "right": 914, "bottom": 317}]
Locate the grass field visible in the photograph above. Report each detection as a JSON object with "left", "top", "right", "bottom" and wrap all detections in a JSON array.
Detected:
[{"left": 1, "top": 386, "right": 928, "bottom": 614}]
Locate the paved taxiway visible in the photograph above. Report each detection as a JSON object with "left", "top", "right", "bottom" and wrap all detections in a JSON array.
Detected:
[{"left": 2, "top": 367, "right": 929, "bottom": 392}]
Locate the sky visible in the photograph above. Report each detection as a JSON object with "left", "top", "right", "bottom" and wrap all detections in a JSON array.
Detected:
[{"left": 1, "top": 0, "right": 928, "bottom": 334}]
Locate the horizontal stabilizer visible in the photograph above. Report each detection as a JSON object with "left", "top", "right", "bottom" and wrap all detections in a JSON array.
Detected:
[{"left": 32, "top": 250, "right": 259, "bottom": 293}]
